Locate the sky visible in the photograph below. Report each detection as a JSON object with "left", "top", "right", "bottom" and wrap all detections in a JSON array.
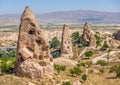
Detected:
[{"left": 0, "top": 0, "right": 120, "bottom": 14}]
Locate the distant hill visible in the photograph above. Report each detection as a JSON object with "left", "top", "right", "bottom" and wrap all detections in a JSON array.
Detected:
[{"left": 0, "top": 10, "right": 120, "bottom": 25}]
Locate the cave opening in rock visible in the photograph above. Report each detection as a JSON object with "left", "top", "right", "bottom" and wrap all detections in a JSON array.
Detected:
[
  {"left": 29, "top": 29, "right": 34, "bottom": 35},
  {"left": 36, "top": 39, "right": 41, "bottom": 45}
]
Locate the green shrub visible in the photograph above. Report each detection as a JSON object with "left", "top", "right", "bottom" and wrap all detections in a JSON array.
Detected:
[
  {"left": 85, "top": 51, "right": 93, "bottom": 58},
  {"left": 103, "top": 43, "right": 109, "bottom": 48},
  {"left": 0, "top": 49, "right": 16, "bottom": 58},
  {"left": 82, "top": 41, "right": 89, "bottom": 46},
  {"left": 54, "top": 64, "right": 66, "bottom": 75},
  {"left": 0, "top": 57, "right": 8, "bottom": 74},
  {"left": 62, "top": 81, "right": 71, "bottom": 85},
  {"left": 94, "top": 34, "right": 102, "bottom": 47},
  {"left": 72, "top": 31, "right": 82, "bottom": 44},
  {"left": 100, "top": 43, "right": 109, "bottom": 51},
  {"left": 85, "top": 61, "right": 92, "bottom": 68},
  {"left": 55, "top": 51, "right": 60, "bottom": 58},
  {"left": 82, "top": 74, "right": 87, "bottom": 82},
  {"left": 49, "top": 37, "right": 60, "bottom": 48},
  {"left": 95, "top": 34, "right": 101, "bottom": 41},
  {"left": 109, "top": 64, "right": 120, "bottom": 78},
  {"left": 70, "top": 67, "right": 82, "bottom": 77},
  {"left": 97, "top": 60, "right": 107, "bottom": 67},
  {"left": 0, "top": 57, "right": 16, "bottom": 74},
  {"left": 77, "top": 62, "right": 85, "bottom": 68}
]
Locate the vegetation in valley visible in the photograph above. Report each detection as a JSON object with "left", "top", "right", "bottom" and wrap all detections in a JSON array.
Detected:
[{"left": 0, "top": 25, "right": 120, "bottom": 85}]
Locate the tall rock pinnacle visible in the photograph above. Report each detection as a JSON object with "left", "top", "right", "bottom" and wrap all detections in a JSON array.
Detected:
[
  {"left": 60, "top": 24, "right": 73, "bottom": 58},
  {"left": 81, "top": 22, "right": 96, "bottom": 48},
  {"left": 14, "top": 6, "right": 54, "bottom": 79}
]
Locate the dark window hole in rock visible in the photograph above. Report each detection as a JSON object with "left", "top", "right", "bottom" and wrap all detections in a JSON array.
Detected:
[{"left": 36, "top": 40, "right": 41, "bottom": 45}]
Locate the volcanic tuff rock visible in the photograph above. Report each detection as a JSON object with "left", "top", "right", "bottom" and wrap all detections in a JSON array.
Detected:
[
  {"left": 60, "top": 24, "right": 73, "bottom": 58},
  {"left": 81, "top": 22, "right": 96, "bottom": 48},
  {"left": 103, "top": 37, "right": 120, "bottom": 47},
  {"left": 14, "top": 6, "right": 54, "bottom": 79},
  {"left": 113, "top": 29, "right": 120, "bottom": 40}
]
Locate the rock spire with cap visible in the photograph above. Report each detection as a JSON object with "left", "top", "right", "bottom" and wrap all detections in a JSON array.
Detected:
[
  {"left": 60, "top": 24, "right": 73, "bottom": 58},
  {"left": 14, "top": 6, "right": 54, "bottom": 79}
]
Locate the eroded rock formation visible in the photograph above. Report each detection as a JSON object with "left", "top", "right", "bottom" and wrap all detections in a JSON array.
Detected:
[
  {"left": 60, "top": 24, "right": 73, "bottom": 58},
  {"left": 14, "top": 6, "right": 53, "bottom": 79},
  {"left": 113, "top": 29, "right": 120, "bottom": 40},
  {"left": 81, "top": 22, "right": 96, "bottom": 48}
]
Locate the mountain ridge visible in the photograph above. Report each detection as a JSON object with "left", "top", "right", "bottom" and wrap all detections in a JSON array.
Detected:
[{"left": 0, "top": 10, "right": 120, "bottom": 25}]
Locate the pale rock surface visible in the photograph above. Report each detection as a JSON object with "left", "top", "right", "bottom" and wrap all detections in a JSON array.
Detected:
[
  {"left": 53, "top": 57, "right": 77, "bottom": 67},
  {"left": 72, "top": 80, "right": 81, "bottom": 85},
  {"left": 103, "top": 37, "right": 120, "bottom": 47},
  {"left": 14, "top": 6, "right": 53, "bottom": 79},
  {"left": 27, "top": 82, "right": 35, "bottom": 85}
]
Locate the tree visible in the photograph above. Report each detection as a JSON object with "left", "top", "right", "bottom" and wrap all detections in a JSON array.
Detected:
[
  {"left": 54, "top": 64, "right": 66, "bottom": 75},
  {"left": 95, "top": 34, "right": 101, "bottom": 41},
  {"left": 62, "top": 81, "right": 71, "bottom": 85},
  {"left": 0, "top": 57, "right": 16, "bottom": 74},
  {"left": 100, "top": 43, "right": 109, "bottom": 51},
  {"left": 70, "top": 67, "right": 82, "bottom": 77},
  {"left": 82, "top": 41, "right": 89, "bottom": 46},
  {"left": 82, "top": 74, "right": 87, "bottom": 82},
  {"left": 97, "top": 60, "right": 107, "bottom": 67},
  {"left": 85, "top": 51, "right": 93, "bottom": 58},
  {"left": 72, "top": 31, "right": 82, "bottom": 44},
  {"left": 94, "top": 34, "right": 102, "bottom": 46},
  {"left": 103, "top": 43, "right": 109, "bottom": 48},
  {"left": 0, "top": 57, "right": 8, "bottom": 74},
  {"left": 0, "top": 49, "right": 16, "bottom": 59},
  {"left": 109, "top": 64, "right": 120, "bottom": 78},
  {"left": 49, "top": 37, "right": 60, "bottom": 48},
  {"left": 55, "top": 51, "right": 60, "bottom": 58}
]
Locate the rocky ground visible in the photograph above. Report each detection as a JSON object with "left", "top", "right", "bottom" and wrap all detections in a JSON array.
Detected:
[{"left": 0, "top": 27, "right": 120, "bottom": 85}]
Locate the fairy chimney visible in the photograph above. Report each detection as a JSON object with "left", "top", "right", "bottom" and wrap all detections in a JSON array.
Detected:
[
  {"left": 14, "top": 6, "right": 54, "bottom": 79},
  {"left": 113, "top": 29, "right": 120, "bottom": 40},
  {"left": 60, "top": 24, "right": 73, "bottom": 58},
  {"left": 81, "top": 22, "right": 96, "bottom": 48}
]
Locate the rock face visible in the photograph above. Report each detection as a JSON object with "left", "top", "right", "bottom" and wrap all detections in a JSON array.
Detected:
[
  {"left": 53, "top": 57, "right": 77, "bottom": 67},
  {"left": 60, "top": 24, "right": 73, "bottom": 58},
  {"left": 72, "top": 80, "right": 81, "bottom": 85},
  {"left": 81, "top": 22, "right": 96, "bottom": 48},
  {"left": 113, "top": 29, "right": 120, "bottom": 40},
  {"left": 14, "top": 6, "right": 53, "bottom": 79},
  {"left": 102, "top": 37, "right": 120, "bottom": 48}
]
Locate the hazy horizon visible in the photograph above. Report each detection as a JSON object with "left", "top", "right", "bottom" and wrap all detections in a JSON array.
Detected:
[{"left": 0, "top": 0, "right": 120, "bottom": 14}]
